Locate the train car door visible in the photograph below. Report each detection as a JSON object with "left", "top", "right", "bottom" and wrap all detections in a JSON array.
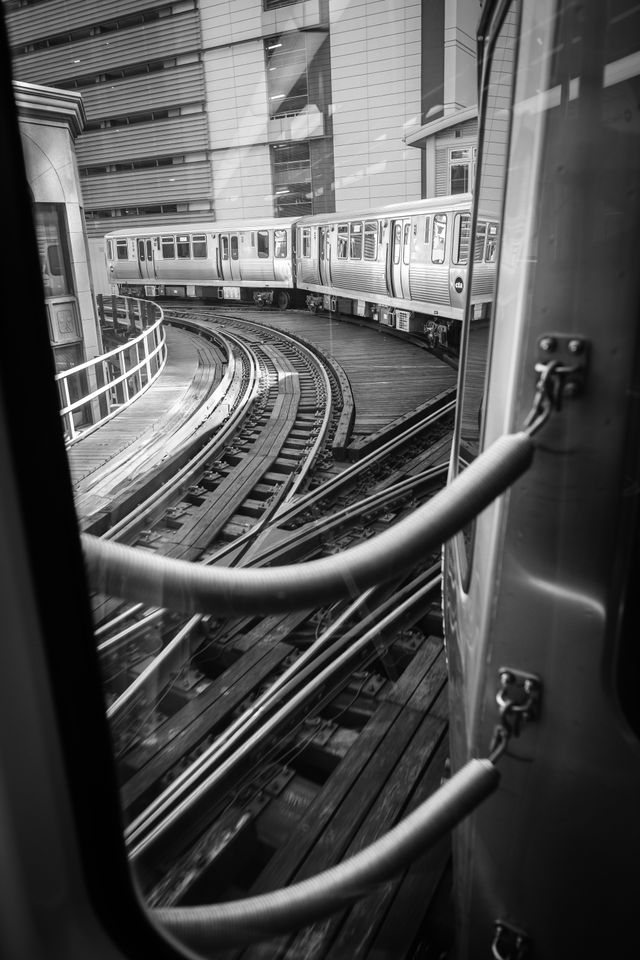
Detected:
[
  {"left": 229, "top": 233, "right": 240, "bottom": 281},
  {"left": 319, "top": 226, "right": 329, "bottom": 286},
  {"left": 136, "top": 238, "right": 154, "bottom": 280},
  {"left": 389, "top": 218, "right": 410, "bottom": 299}
]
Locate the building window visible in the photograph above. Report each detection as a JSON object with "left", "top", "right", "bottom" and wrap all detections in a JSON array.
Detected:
[
  {"left": 33, "top": 203, "right": 73, "bottom": 298},
  {"left": 271, "top": 141, "right": 312, "bottom": 216},
  {"left": 265, "top": 31, "right": 309, "bottom": 117},
  {"left": 264, "top": 1, "right": 302, "bottom": 9},
  {"left": 449, "top": 147, "right": 477, "bottom": 193}
]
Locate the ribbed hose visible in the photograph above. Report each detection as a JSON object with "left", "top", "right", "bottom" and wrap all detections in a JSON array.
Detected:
[
  {"left": 82, "top": 432, "right": 533, "bottom": 616},
  {"left": 155, "top": 758, "right": 499, "bottom": 950}
]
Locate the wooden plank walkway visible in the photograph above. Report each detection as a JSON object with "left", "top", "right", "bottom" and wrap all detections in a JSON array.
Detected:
[
  {"left": 239, "top": 313, "right": 457, "bottom": 445},
  {"left": 231, "top": 636, "right": 450, "bottom": 960}
]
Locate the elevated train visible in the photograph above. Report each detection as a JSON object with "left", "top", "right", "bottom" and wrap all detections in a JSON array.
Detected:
[
  {"left": 2, "top": 0, "right": 640, "bottom": 958},
  {"left": 105, "top": 194, "right": 498, "bottom": 350}
]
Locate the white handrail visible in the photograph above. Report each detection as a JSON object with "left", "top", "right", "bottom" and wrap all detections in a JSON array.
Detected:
[{"left": 56, "top": 296, "right": 167, "bottom": 445}]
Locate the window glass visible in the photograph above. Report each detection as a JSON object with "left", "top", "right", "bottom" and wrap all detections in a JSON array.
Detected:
[
  {"left": 364, "top": 221, "right": 377, "bottom": 260},
  {"left": 230, "top": 235, "right": 239, "bottom": 260},
  {"left": 301, "top": 227, "right": 311, "bottom": 257},
  {"left": 424, "top": 217, "right": 430, "bottom": 244},
  {"left": 337, "top": 223, "right": 348, "bottom": 258},
  {"left": 274, "top": 228, "right": 287, "bottom": 258},
  {"left": 257, "top": 230, "right": 269, "bottom": 258},
  {"left": 454, "top": 214, "right": 472, "bottom": 264},
  {"left": 349, "top": 221, "right": 363, "bottom": 259},
  {"left": 161, "top": 236, "right": 175, "bottom": 259},
  {"left": 115, "top": 239, "right": 128, "bottom": 260},
  {"left": 176, "top": 235, "right": 190, "bottom": 259},
  {"left": 432, "top": 214, "right": 447, "bottom": 263},
  {"left": 485, "top": 222, "right": 499, "bottom": 262},
  {"left": 192, "top": 234, "right": 207, "bottom": 258},
  {"left": 34, "top": 203, "right": 72, "bottom": 296},
  {"left": 106, "top": 239, "right": 113, "bottom": 260},
  {"left": 221, "top": 235, "right": 229, "bottom": 260},
  {"left": 474, "top": 221, "right": 487, "bottom": 262},
  {"left": 403, "top": 222, "right": 411, "bottom": 264}
]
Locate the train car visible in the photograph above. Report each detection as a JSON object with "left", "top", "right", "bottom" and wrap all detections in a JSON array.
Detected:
[
  {"left": 443, "top": 0, "right": 640, "bottom": 956},
  {"left": 105, "top": 217, "right": 298, "bottom": 309},
  {"left": 295, "top": 195, "right": 497, "bottom": 349}
]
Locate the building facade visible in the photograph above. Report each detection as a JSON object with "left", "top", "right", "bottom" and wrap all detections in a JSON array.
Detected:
[{"left": 5, "top": 0, "right": 480, "bottom": 291}]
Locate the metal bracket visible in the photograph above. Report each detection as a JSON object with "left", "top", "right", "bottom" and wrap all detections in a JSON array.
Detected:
[
  {"left": 536, "top": 334, "right": 590, "bottom": 405},
  {"left": 489, "top": 668, "right": 542, "bottom": 760}
]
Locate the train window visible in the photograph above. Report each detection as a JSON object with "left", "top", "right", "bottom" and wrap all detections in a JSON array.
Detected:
[
  {"left": 301, "top": 227, "right": 311, "bottom": 257},
  {"left": 432, "top": 214, "right": 447, "bottom": 263},
  {"left": 403, "top": 223, "right": 411, "bottom": 264},
  {"left": 115, "top": 239, "right": 128, "bottom": 260},
  {"left": 274, "top": 228, "right": 287, "bottom": 258},
  {"left": 474, "top": 221, "right": 487, "bottom": 262},
  {"left": 485, "top": 223, "right": 499, "bottom": 262},
  {"left": 221, "top": 235, "right": 229, "bottom": 260},
  {"left": 176, "top": 236, "right": 190, "bottom": 259},
  {"left": 137, "top": 240, "right": 146, "bottom": 261},
  {"left": 424, "top": 216, "right": 431, "bottom": 244},
  {"left": 393, "top": 222, "right": 401, "bottom": 263},
  {"left": 161, "top": 236, "right": 175, "bottom": 259},
  {"left": 231, "top": 235, "right": 239, "bottom": 260},
  {"left": 257, "top": 230, "right": 269, "bottom": 258},
  {"left": 364, "top": 220, "right": 377, "bottom": 260},
  {"left": 337, "top": 223, "right": 348, "bottom": 258},
  {"left": 349, "top": 221, "right": 363, "bottom": 259},
  {"left": 106, "top": 239, "right": 113, "bottom": 260},
  {"left": 192, "top": 235, "right": 207, "bottom": 258},
  {"left": 453, "top": 214, "right": 471, "bottom": 265}
]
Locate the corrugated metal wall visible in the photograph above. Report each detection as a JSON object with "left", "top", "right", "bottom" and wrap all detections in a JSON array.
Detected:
[
  {"left": 80, "top": 160, "right": 211, "bottom": 206},
  {"left": 80, "top": 62, "right": 204, "bottom": 119},
  {"left": 77, "top": 114, "right": 208, "bottom": 165}
]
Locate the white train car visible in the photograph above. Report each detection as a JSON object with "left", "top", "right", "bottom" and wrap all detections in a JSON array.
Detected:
[
  {"left": 105, "top": 217, "right": 298, "bottom": 309},
  {"left": 295, "top": 195, "right": 497, "bottom": 348}
]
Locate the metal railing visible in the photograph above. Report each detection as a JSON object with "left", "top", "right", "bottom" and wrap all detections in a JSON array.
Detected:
[{"left": 56, "top": 296, "right": 167, "bottom": 445}]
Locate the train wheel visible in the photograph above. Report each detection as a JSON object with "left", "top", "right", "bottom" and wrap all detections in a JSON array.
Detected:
[{"left": 275, "top": 290, "right": 290, "bottom": 311}]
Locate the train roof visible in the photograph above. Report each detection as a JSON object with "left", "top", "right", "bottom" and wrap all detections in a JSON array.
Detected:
[
  {"left": 296, "top": 193, "right": 474, "bottom": 226},
  {"left": 104, "top": 216, "right": 300, "bottom": 239}
]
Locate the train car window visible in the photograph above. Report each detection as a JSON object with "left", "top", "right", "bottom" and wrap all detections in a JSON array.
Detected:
[
  {"left": 424, "top": 216, "right": 431, "bottom": 244},
  {"left": 452, "top": 1, "right": 520, "bottom": 582},
  {"left": 337, "top": 223, "right": 348, "bottom": 258},
  {"left": 257, "top": 230, "right": 269, "bottom": 258},
  {"left": 350, "top": 221, "right": 363, "bottom": 259},
  {"left": 393, "top": 222, "right": 402, "bottom": 263},
  {"left": 403, "top": 222, "right": 411, "bottom": 264},
  {"left": 221, "top": 235, "right": 229, "bottom": 260},
  {"left": 432, "top": 214, "right": 447, "bottom": 263},
  {"left": 485, "top": 222, "right": 499, "bottom": 262},
  {"left": 474, "top": 221, "right": 487, "bottom": 262},
  {"left": 137, "top": 240, "right": 146, "bottom": 261},
  {"left": 161, "top": 236, "right": 176, "bottom": 259},
  {"left": 115, "top": 239, "right": 128, "bottom": 260},
  {"left": 274, "top": 228, "right": 287, "bottom": 258},
  {"left": 106, "top": 239, "right": 113, "bottom": 261},
  {"left": 192, "top": 235, "right": 207, "bottom": 258},
  {"left": 453, "top": 214, "right": 471, "bottom": 265},
  {"left": 364, "top": 220, "right": 377, "bottom": 259},
  {"left": 230, "top": 235, "right": 239, "bottom": 260},
  {"left": 301, "top": 227, "right": 311, "bottom": 257},
  {"left": 176, "top": 235, "right": 191, "bottom": 259}
]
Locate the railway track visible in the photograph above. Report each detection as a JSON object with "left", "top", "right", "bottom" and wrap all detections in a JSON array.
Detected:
[{"left": 85, "top": 307, "right": 456, "bottom": 953}]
